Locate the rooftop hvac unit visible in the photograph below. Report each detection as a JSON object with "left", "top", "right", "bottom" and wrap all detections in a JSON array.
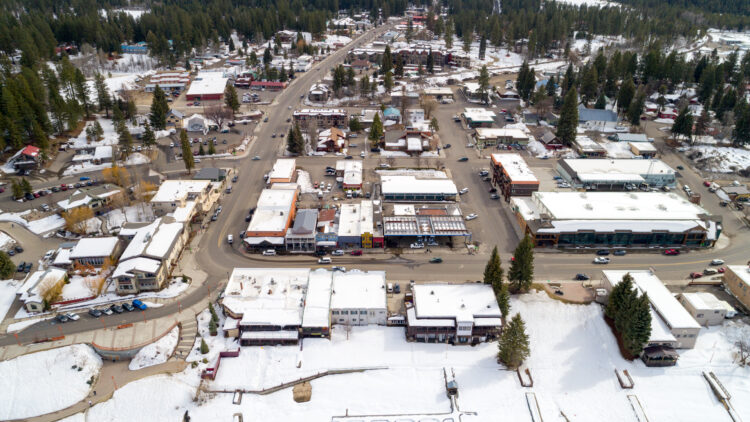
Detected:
[{"left": 584, "top": 203, "right": 593, "bottom": 210}]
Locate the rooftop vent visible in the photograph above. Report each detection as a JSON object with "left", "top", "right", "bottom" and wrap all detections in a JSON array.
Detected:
[{"left": 584, "top": 204, "right": 593, "bottom": 210}]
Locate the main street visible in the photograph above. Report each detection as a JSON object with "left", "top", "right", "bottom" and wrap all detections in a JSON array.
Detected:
[{"left": 3, "top": 23, "right": 750, "bottom": 347}]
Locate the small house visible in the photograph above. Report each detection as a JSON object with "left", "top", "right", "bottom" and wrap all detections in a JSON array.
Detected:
[
  {"left": 678, "top": 292, "right": 728, "bottom": 326},
  {"left": 538, "top": 130, "right": 563, "bottom": 150},
  {"left": 166, "top": 109, "right": 184, "bottom": 129},
  {"left": 316, "top": 127, "right": 347, "bottom": 152},
  {"left": 69, "top": 237, "right": 122, "bottom": 267},
  {"left": 13, "top": 145, "right": 41, "bottom": 171}
]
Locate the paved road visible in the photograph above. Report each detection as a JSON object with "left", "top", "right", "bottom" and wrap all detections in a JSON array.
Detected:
[{"left": 3, "top": 26, "right": 750, "bottom": 348}]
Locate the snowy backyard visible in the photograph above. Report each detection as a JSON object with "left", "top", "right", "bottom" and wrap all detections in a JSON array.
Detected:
[
  {"left": 688, "top": 145, "right": 750, "bottom": 173},
  {"left": 0, "top": 344, "right": 102, "bottom": 420},
  {"left": 67, "top": 291, "right": 750, "bottom": 422}
]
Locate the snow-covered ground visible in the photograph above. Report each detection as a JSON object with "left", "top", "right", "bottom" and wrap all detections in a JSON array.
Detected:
[
  {"left": 124, "top": 153, "right": 151, "bottom": 165},
  {"left": 688, "top": 145, "right": 750, "bottom": 173},
  {"left": 103, "top": 204, "right": 155, "bottom": 230},
  {"left": 6, "top": 316, "right": 53, "bottom": 333},
  {"left": 0, "top": 231, "right": 16, "bottom": 251},
  {"left": 0, "top": 210, "right": 65, "bottom": 235},
  {"left": 0, "top": 279, "right": 21, "bottom": 322},
  {"left": 0, "top": 344, "right": 102, "bottom": 420},
  {"left": 600, "top": 139, "right": 636, "bottom": 158},
  {"left": 129, "top": 326, "right": 179, "bottom": 370},
  {"left": 79, "top": 291, "right": 750, "bottom": 422}
]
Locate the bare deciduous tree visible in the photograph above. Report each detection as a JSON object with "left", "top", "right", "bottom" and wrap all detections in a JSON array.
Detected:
[
  {"left": 736, "top": 340, "right": 750, "bottom": 366},
  {"left": 205, "top": 105, "right": 232, "bottom": 132}
]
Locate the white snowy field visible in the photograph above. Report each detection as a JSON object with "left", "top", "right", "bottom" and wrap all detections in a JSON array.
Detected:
[
  {"left": 75, "top": 291, "right": 750, "bottom": 422},
  {"left": 0, "top": 344, "right": 102, "bottom": 420},
  {"left": 129, "top": 326, "right": 179, "bottom": 370},
  {"left": 688, "top": 145, "right": 750, "bottom": 173},
  {"left": 0, "top": 279, "right": 21, "bottom": 322},
  {"left": 0, "top": 210, "right": 65, "bottom": 235},
  {"left": 0, "top": 231, "right": 16, "bottom": 251}
]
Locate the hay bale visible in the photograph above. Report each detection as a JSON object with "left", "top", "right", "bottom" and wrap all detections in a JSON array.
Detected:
[{"left": 293, "top": 381, "right": 312, "bottom": 403}]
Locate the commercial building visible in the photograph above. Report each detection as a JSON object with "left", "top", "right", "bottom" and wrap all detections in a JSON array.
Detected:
[
  {"left": 185, "top": 72, "right": 229, "bottom": 101},
  {"left": 336, "top": 160, "right": 363, "bottom": 190},
  {"left": 69, "top": 237, "right": 122, "bottom": 267},
  {"left": 578, "top": 105, "right": 618, "bottom": 131},
  {"left": 422, "top": 87, "right": 453, "bottom": 101},
  {"left": 630, "top": 142, "right": 658, "bottom": 158},
  {"left": 315, "top": 208, "right": 339, "bottom": 250},
  {"left": 330, "top": 270, "right": 387, "bottom": 326},
  {"left": 557, "top": 159, "right": 676, "bottom": 190},
  {"left": 285, "top": 209, "right": 318, "bottom": 253},
  {"left": 406, "top": 283, "right": 502, "bottom": 344},
  {"left": 222, "top": 268, "right": 387, "bottom": 345},
  {"left": 293, "top": 109, "right": 348, "bottom": 127},
  {"left": 572, "top": 136, "right": 607, "bottom": 157},
  {"left": 511, "top": 192, "right": 720, "bottom": 248},
  {"left": 113, "top": 217, "right": 188, "bottom": 294},
  {"left": 611, "top": 133, "right": 649, "bottom": 143},
  {"left": 723, "top": 265, "right": 750, "bottom": 312},
  {"left": 244, "top": 188, "right": 298, "bottom": 250},
  {"left": 490, "top": 153, "right": 539, "bottom": 201},
  {"left": 193, "top": 167, "right": 227, "bottom": 183},
  {"left": 601, "top": 270, "right": 701, "bottom": 349},
  {"left": 250, "top": 81, "right": 287, "bottom": 91},
  {"left": 146, "top": 71, "right": 190, "bottom": 93},
  {"left": 462, "top": 108, "right": 496, "bottom": 128},
  {"left": 474, "top": 128, "right": 530, "bottom": 147},
  {"left": 337, "top": 201, "right": 379, "bottom": 248},
  {"left": 677, "top": 293, "right": 730, "bottom": 326},
  {"left": 380, "top": 174, "right": 458, "bottom": 201},
  {"left": 268, "top": 158, "right": 296, "bottom": 184},
  {"left": 151, "top": 180, "right": 214, "bottom": 221}
]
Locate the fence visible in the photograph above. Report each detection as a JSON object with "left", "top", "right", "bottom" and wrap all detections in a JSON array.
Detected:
[
  {"left": 201, "top": 349, "right": 241, "bottom": 380},
  {"left": 91, "top": 321, "right": 179, "bottom": 360}
]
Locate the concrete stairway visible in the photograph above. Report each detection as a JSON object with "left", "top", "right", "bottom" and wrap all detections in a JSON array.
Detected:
[{"left": 174, "top": 317, "right": 198, "bottom": 359}]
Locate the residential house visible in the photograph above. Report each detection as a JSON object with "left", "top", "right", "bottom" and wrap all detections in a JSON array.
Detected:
[
  {"left": 308, "top": 84, "right": 331, "bottom": 102},
  {"left": 316, "top": 128, "right": 347, "bottom": 152},
  {"left": 538, "top": 130, "right": 563, "bottom": 149},
  {"left": 13, "top": 145, "right": 41, "bottom": 171},
  {"left": 677, "top": 292, "right": 728, "bottom": 326},
  {"left": 18, "top": 268, "right": 68, "bottom": 312},
  {"left": 578, "top": 105, "right": 619, "bottom": 131},
  {"left": 166, "top": 110, "right": 184, "bottom": 128},
  {"left": 350, "top": 59, "right": 371, "bottom": 70},
  {"left": 57, "top": 184, "right": 123, "bottom": 213},
  {"left": 150, "top": 180, "right": 215, "bottom": 220}
]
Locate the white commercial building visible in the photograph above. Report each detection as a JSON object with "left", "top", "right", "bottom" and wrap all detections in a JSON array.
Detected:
[
  {"left": 475, "top": 128, "right": 530, "bottom": 147},
  {"left": 244, "top": 188, "right": 298, "bottom": 248},
  {"left": 602, "top": 270, "right": 701, "bottom": 348},
  {"left": 406, "top": 283, "right": 503, "bottom": 344},
  {"left": 677, "top": 292, "right": 731, "bottom": 326},
  {"left": 511, "top": 192, "right": 719, "bottom": 249},
  {"left": 557, "top": 159, "right": 676, "bottom": 189},
  {"left": 268, "top": 158, "right": 296, "bottom": 183},
  {"left": 330, "top": 270, "right": 387, "bottom": 326},
  {"left": 380, "top": 175, "right": 458, "bottom": 201},
  {"left": 185, "top": 72, "right": 228, "bottom": 101},
  {"left": 150, "top": 180, "right": 213, "bottom": 218}
]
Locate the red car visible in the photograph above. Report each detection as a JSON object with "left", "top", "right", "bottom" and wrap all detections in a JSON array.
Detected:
[
  {"left": 690, "top": 272, "right": 703, "bottom": 279},
  {"left": 664, "top": 249, "right": 680, "bottom": 255},
  {"left": 718, "top": 267, "right": 726, "bottom": 273},
  {"left": 350, "top": 250, "right": 363, "bottom": 256},
  {"left": 313, "top": 182, "right": 319, "bottom": 189},
  {"left": 703, "top": 181, "right": 711, "bottom": 187},
  {"left": 33, "top": 192, "right": 40, "bottom": 198}
]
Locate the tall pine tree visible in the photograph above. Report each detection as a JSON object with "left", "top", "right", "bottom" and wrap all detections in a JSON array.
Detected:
[
  {"left": 149, "top": 85, "right": 169, "bottom": 130},
  {"left": 556, "top": 88, "right": 578, "bottom": 147},
  {"left": 180, "top": 129, "right": 194, "bottom": 174},
  {"left": 497, "top": 313, "right": 530, "bottom": 369},
  {"left": 508, "top": 234, "right": 534, "bottom": 293}
]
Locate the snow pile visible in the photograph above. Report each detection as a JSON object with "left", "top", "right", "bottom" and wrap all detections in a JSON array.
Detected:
[
  {"left": 296, "top": 170, "right": 316, "bottom": 194},
  {"left": 0, "top": 344, "right": 102, "bottom": 420},
  {"left": 0, "top": 279, "right": 21, "bottom": 322},
  {"left": 688, "top": 145, "right": 750, "bottom": 173},
  {"left": 125, "top": 152, "right": 151, "bottom": 165},
  {"left": 0, "top": 211, "right": 65, "bottom": 235},
  {"left": 600, "top": 140, "right": 635, "bottom": 158},
  {"left": 129, "top": 326, "right": 179, "bottom": 370},
  {"left": 526, "top": 138, "right": 550, "bottom": 157},
  {"left": 0, "top": 231, "right": 16, "bottom": 251}
]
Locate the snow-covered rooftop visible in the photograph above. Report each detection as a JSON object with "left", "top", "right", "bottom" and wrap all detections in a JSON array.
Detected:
[
  {"left": 728, "top": 265, "right": 750, "bottom": 289},
  {"left": 562, "top": 158, "right": 675, "bottom": 178},
  {"left": 112, "top": 257, "right": 161, "bottom": 279},
  {"left": 603, "top": 270, "right": 701, "bottom": 330},
  {"left": 330, "top": 270, "right": 386, "bottom": 310},
  {"left": 680, "top": 292, "right": 726, "bottom": 312},
  {"left": 302, "top": 269, "right": 333, "bottom": 328},
  {"left": 151, "top": 180, "right": 210, "bottom": 203},
  {"left": 185, "top": 73, "right": 228, "bottom": 96},
  {"left": 119, "top": 218, "right": 184, "bottom": 261},
  {"left": 223, "top": 268, "right": 310, "bottom": 327},
  {"left": 491, "top": 153, "right": 538, "bottom": 183},
  {"left": 531, "top": 192, "right": 710, "bottom": 221},
  {"left": 247, "top": 189, "right": 297, "bottom": 233},
  {"left": 268, "top": 158, "right": 296, "bottom": 181},
  {"left": 69, "top": 237, "right": 119, "bottom": 259},
  {"left": 463, "top": 108, "right": 496, "bottom": 122},
  {"left": 380, "top": 175, "right": 458, "bottom": 196},
  {"left": 478, "top": 128, "right": 529, "bottom": 142},
  {"left": 412, "top": 283, "right": 502, "bottom": 323}
]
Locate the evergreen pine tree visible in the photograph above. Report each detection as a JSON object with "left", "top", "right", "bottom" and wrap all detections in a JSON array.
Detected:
[
  {"left": 733, "top": 100, "right": 750, "bottom": 146},
  {"left": 615, "top": 283, "right": 639, "bottom": 334},
  {"left": 180, "top": 129, "right": 194, "bottom": 174},
  {"left": 395, "top": 54, "right": 404, "bottom": 78},
  {"left": 580, "top": 65, "right": 598, "bottom": 105},
  {"left": 595, "top": 93, "right": 607, "bottom": 109},
  {"left": 605, "top": 273, "right": 633, "bottom": 320},
  {"left": 142, "top": 122, "right": 156, "bottom": 148},
  {"left": 73, "top": 69, "right": 91, "bottom": 118},
  {"left": 381, "top": 45, "right": 393, "bottom": 75},
  {"left": 479, "top": 36, "right": 487, "bottom": 60},
  {"left": 672, "top": 106, "right": 694, "bottom": 142},
  {"left": 478, "top": 65, "right": 491, "bottom": 105},
  {"left": 94, "top": 73, "right": 112, "bottom": 117},
  {"left": 484, "top": 246, "right": 504, "bottom": 292},
  {"left": 627, "top": 90, "right": 646, "bottom": 126},
  {"left": 349, "top": 116, "right": 362, "bottom": 132},
  {"left": 369, "top": 113, "right": 383, "bottom": 147},
  {"left": 11, "top": 180, "right": 24, "bottom": 199},
  {"left": 496, "top": 282, "right": 510, "bottom": 321},
  {"left": 694, "top": 109, "right": 710, "bottom": 136},
  {"left": 200, "top": 338, "right": 209, "bottom": 354},
  {"left": 21, "top": 178, "right": 32, "bottom": 194},
  {"left": 208, "top": 141, "right": 216, "bottom": 155},
  {"left": 119, "top": 129, "right": 133, "bottom": 158},
  {"left": 617, "top": 78, "right": 636, "bottom": 114},
  {"left": 228, "top": 38, "right": 235, "bottom": 52},
  {"left": 445, "top": 20, "right": 453, "bottom": 49},
  {"left": 384, "top": 72, "right": 394, "bottom": 92},
  {"left": 149, "top": 85, "right": 169, "bottom": 130},
  {"left": 0, "top": 251, "right": 15, "bottom": 278},
  {"left": 209, "top": 319, "right": 218, "bottom": 335},
  {"left": 198, "top": 144, "right": 205, "bottom": 156},
  {"left": 556, "top": 88, "right": 578, "bottom": 147},
  {"left": 427, "top": 49, "right": 434, "bottom": 74},
  {"left": 224, "top": 85, "right": 240, "bottom": 117},
  {"left": 546, "top": 76, "right": 556, "bottom": 97},
  {"left": 623, "top": 293, "right": 652, "bottom": 356},
  {"left": 508, "top": 234, "right": 534, "bottom": 293},
  {"left": 497, "top": 313, "right": 530, "bottom": 370}
]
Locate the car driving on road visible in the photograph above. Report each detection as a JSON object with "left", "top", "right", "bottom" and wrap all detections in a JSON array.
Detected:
[{"left": 593, "top": 257, "right": 610, "bottom": 264}]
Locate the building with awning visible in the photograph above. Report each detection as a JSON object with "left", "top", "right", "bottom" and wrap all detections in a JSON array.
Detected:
[{"left": 244, "top": 188, "right": 298, "bottom": 250}]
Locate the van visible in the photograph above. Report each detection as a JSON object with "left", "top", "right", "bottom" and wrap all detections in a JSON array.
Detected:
[
  {"left": 318, "top": 257, "right": 331, "bottom": 264},
  {"left": 703, "top": 268, "right": 718, "bottom": 275},
  {"left": 387, "top": 283, "right": 394, "bottom": 293}
]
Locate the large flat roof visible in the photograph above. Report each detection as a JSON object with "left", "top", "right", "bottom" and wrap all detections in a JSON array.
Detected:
[
  {"left": 478, "top": 128, "right": 529, "bottom": 141},
  {"left": 338, "top": 202, "right": 373, "bottom": 237},
  {"left": 728, "top": 265, "right": 750, "bottom": 289},
  {"left": 247, "top": 189, "right": 297, "bottom": 233},
  {"left": 301, "top": 269, "right": 333, "bottom": 328},
  {"left": 151, "top": 180, "right": 210, "bottom": 203},
  {"left": 381, "top": 175, "right": 458, "bottom": 195},
  {"left": 603, "top": 270, "right": 701, "bottom": 330},
  {"left": 223, "top": 268, "right": 310, "bottom": 326},
  {"left": 185, "top": 73, "right": 228, "bottom": 96},
  {"left": 531, "top": 192, "right": 710, "bottom": 221},
  {"left": 268, "top": 159, "right": 296, "bottom": 181},
  {"left": 562, "top": 159, "right": 675, "bottom": 177},
  {"left": 412, "top": 283, "right": 501, "bottom": 322},
  {"left": 69, "top": 237, "right": 119, "bottom": 259},
  {"left": 330, "top": 270, "right": 386, "bottom": 310},
  {"left": 491, "top": 153, "right": 539, "bottom": 183}
]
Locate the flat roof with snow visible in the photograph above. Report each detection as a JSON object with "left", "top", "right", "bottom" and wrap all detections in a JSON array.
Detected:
[
  {"left": 380, "top": 175, "right": 458, "bottom": 196},
  {"left": 301, "top": 269, "right": 333, "bottom": 328},
  {"left": 478, "top": 128, "right": 529, "bottom": 141},
  {"left": 246, "top": 189, "right": 297, "bottom": 233},
  {"left": 330, "top": 270, "right": 386, "bottom": 310},
  {"left": 603, "top": 270, "right": 701, "bottom": 330},
  {"left": 411, "top": 283, "right": 502, "bottom": 323},
  {"left": 151, "top": 180, "right": 210, "bottom": 203},
  {"left": 223, "top": 268, "right": 310, "bottom": 327},
  {"left": 185, "top": 73, "right": 228, "bottom": 96},
  {"left": 491, "top": 153, "right": 539, "bottom": 183},
  {"left": 728, "top": 265, "right": 750, "bottom": 289},
  {"left": 69, "top": 237, "right": 119, "bottom": 259},
  {"left": 680, "top": 292, "right": 726, "bottom": 311},
  {"left": 561, "top": 159, "right": 675, "bottom": 179},
  {"left": 268, "top": 159, "right": 296, "bottom": 181}
]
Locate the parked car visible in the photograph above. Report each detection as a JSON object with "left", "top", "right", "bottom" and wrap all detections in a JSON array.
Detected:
[
  {"left": 15, "top": 245, "right": 23, "bottom": 253},
  {"left": 110, "top": 304, "right": 124, "bottom": 314},
  {"left": 56, "top": 314, "right": 70, "bottom": 323},
  {"left": 262, "top": 249, "right": 276, "bottom": 256},
  {"left": 88, "top": 309, "right": 103, "bottom": 318},
  {"left": 44, "top": 250, "right": 55, "bottom": 260},
  {"left": 101, "top": 307, "right": 114, "bottom": 316},
  {"left": 227, "top": 234, "right": 233, "bottom": 244},
  {"left": 593, "top": 257, "right": 610, "bottom": 264},
  {"left": 465, "top": 213, "right": 478, "bottom": 220},
  {"left": 23, "top": 262, "right": 32, "bottom": 273},
  {"left": 430, "top": 257, "right": 443, "bottom": 263},
  {"left": 596, "top": 250, "right": 610, "bottom": 256},
  {"left": 132, "top": 299, "right": 147, "bottom": 310},
  {"left": 410, "top": 243, "right": 425, "bottom": 249},
  {"left": 122, "top": 302, "right": 135, "bottom": 312},
  {"left": 16, "top": 262, "right": 25, "bottom": 272},
  {"left": 663, "top": 249, "right": 680, "bottom": 255},
  {"left": 575, "top": 273, "right": 590, "bottom": 281},
  {"left": 444, "top": 144, "right": 451, "bottom": 149},
  {"left": 710, "top": 259, "right": 724, "bottom": 265},
  {"left": 65, "top": 312, "right": 80, "bottom": 321},
  {"left": 490, "top": 193, "right": 500, "bottom": 200},
  {"left": 232, "top": 175, "right": 238, "bottom": 183},
  {"left": 252, "top": 155, "right": 261, "bottom": 160},
  {"left": 245, "top": 214, "right": 252, "bottom": 222},
  {"left": 613, "top": 250, "right": 627, "bottom": 256},
  {"left": 458, "top": 157, "right": 469, "bottom": 162},
  {"left": 489, "top": 187, "right": 497, "bottom": 193},
  {"left": 690, "top": 272, "right": 703, "bottom": 279},
  {"left": 332, "top": 266, "right": 346, "bottom": 272},
  {"left": 459, "top": 188, "right": 469, "bottom": 195},
  {"left": 676, "top": 165, "right": 684, "bottom": 170},
  {"left": 350, "top": 250, "right": 363, "bottom": 256}
]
